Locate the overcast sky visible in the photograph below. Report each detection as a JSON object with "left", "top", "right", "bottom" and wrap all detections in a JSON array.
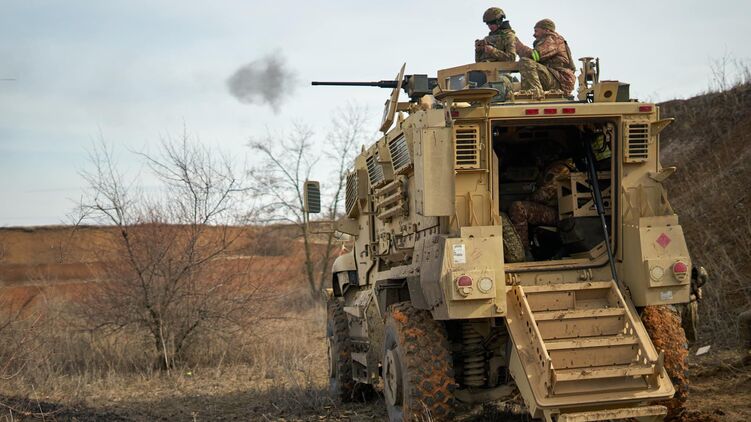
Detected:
[{"left": 1, "top": 1, "right": 749, "bottom": 226}]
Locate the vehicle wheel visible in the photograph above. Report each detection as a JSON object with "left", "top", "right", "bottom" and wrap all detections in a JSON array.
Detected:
[
  {"left": 326, "top": 298, "right": 374, "bottom": 402},
  {"left": 641, "top": 305, "right": 689, "bottom": 421},
  {"left": 382, "top": 302, "right": 456, "bottom": 421}
]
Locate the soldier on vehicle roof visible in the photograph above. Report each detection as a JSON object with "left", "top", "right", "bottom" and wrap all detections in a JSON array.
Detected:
[
  {"left": 475, "top": 7, "right": 516, "bottom": 63},
  {"left": 515, "top": 19, "right": 576, "bottom": 95}
]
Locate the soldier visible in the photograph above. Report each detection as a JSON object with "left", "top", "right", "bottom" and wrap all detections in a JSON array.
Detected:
[
  {"left": 501, "top": 213, "right": 525, "bottom": 263},
  {"left": 475, "top": 7, "right": 516, "bottom": 63},
  {"left": 515, "top": 19, "right": 576, "bottom": 95},
  {"left": 740, "top": 309, "right": 751, "bottom": 365},
  {"left": 509, "top": 160, "right": 573, "bottom": 253}
]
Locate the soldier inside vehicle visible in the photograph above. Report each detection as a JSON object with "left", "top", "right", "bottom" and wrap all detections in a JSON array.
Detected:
[{"left": 493, "top": 122, "right": 614, "bottom": 262}]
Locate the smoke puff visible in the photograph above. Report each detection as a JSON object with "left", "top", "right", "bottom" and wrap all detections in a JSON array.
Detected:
[{"left": 227, "top": 54, "right": 296, "bottom": 112}]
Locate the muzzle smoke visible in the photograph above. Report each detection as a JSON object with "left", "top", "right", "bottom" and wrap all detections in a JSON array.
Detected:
[{"left": 227, "top": 54, "right": 296, "bottom": 112}]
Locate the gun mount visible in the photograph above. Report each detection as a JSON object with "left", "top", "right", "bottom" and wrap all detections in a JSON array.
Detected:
[{"left": 312, "top": 74, "right": 437, "bottom": 102}]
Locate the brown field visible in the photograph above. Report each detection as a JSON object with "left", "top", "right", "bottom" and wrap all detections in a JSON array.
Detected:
[{"left": 1, "top": 224, "right": 749, "bottom": 422}]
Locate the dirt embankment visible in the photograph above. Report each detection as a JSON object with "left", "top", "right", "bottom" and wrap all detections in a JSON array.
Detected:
[{"left": 659, "top": 82, "right": 751, "bottom": 347}]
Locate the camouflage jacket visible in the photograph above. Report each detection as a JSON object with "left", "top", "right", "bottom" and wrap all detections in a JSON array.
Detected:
[
  {"left": 529, "top": 160, "right": 574, "bottom": 207},
  {"left": 475, "top": 21, "right": 516, "bottom": 63},
  {"left": 517, "top": 31, "right": 575, "bottom": 93}
]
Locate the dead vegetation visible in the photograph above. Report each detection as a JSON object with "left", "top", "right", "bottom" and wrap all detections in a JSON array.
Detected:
[{"left": 660, "top": 69, "right": 751, "bottom": 347}]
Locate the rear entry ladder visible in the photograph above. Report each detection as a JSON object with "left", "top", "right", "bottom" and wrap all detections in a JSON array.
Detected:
[{"left": 505, "top": 280, "right": 674, "bottom": 420}]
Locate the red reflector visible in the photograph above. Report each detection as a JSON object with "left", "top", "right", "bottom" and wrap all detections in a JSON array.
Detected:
[
  {"left": 562, "top": 107, "right": 576, "bottom": 114},
  {"left": 543, "top": 108, "right": 557, "bottom": 115},
  {"left": 673, "top": 261, "right": 688, "bottom": 274},
  {"left": 456, "top": 275, "right": 473, "bottom": 287},
  {"left": 639, "top": 105, "right": 653, "bottom": 112},
  {"left": 525, "top": 109, "right": 539, "bottom": 115},
  {"left": 450, "top": 111, "right": 459, "bottom": 118}
]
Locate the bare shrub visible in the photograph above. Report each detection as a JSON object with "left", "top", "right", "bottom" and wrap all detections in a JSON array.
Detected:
[
  {"left": 74, "top": 132, "right": 276, "bottom": 369},
  {"left": 0, "top": 293, "right": 41, "bottom": 381},
  {"left": 249, "top": 105, "right": 371, "bottom": 299}
]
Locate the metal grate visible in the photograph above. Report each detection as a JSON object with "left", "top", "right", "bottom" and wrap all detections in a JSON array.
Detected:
[
  {"left": 366, "top": 151, "right": 384, "bottom": 186},
  {"left": 455, "top": 125, "right": 480, "bottom": 169},
  {"left": 388, "top": 134, "right": 411, "bottom": 173},
  {"left": 345, "top": 171, "right": 358, "bottom": 216},
  {"left": 625, "top": 123, "right": 650, "bottom": 163}
]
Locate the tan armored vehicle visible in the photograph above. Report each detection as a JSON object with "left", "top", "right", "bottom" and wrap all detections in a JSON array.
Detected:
[{"left": 308, "top": 59, "right": 704, "bottom": 421}]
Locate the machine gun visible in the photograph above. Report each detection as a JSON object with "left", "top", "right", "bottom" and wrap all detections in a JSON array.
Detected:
[{"left": 312, "top": 74, "right": 437, "bottom": 102}]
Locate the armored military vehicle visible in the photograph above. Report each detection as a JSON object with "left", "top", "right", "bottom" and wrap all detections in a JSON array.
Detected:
[{"left": 307, "top": 59, "right": 704, "bottom": 421}]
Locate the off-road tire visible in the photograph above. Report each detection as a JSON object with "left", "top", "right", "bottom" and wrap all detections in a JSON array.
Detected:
[
  {"left": 382, "top": 302, "right": 456, "bottom": 421},
  {"left": 327, "top": 298, "right": 374, "bottom": 402},
  {"left": 641, "top": 305, "right": 689, "bottom": 421}
]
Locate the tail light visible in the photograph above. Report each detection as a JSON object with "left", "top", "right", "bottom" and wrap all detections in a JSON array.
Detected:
[
  {"left": 456, "top": 275, "right": 473, "bottom": 287},
  {"left": 456, "top": 275, "right": 473, "bottom": 297},
  {"left": 672, "top": 261, "right": 689, "bottom": 282}
]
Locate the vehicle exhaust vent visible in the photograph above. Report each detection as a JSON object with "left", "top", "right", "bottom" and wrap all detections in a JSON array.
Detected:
[
  {"left": 345, "top": 171, "right": 358, "bottom": 216},
  {"left": 454, "top": 125, "right": 481, "bottom": 169},
  {"left": 624, "top": 122, "right": 650, "bottom": 163},
  {"left": 388, "top": 134, "right": 411, "bottom": 174},
  {"left": 366, "top": 151, "right": 385, "bottom": 187}
]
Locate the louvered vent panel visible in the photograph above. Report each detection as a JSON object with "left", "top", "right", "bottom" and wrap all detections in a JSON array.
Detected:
[
  {"left": 366, "top": 151, "right": 384, "bottom": 186},
  {"left": 388, "top": 134, "right": 411, "bottom": 173},
  {"left": 625, "top": 123, "right": 650, "bottom": 163},
  {"left": 345, "top": 171, "right": 358, "bottom": 216},
  {"left": 455, "top": 125, "right": 480, "bottom": 169}
]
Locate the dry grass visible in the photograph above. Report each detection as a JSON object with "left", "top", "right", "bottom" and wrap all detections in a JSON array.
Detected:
[
  {"left": 660, "top": 75, "right": 751, "bottom": 347},
  {"left": 0, "top": 292, "right": 386, "bottom": 421}
]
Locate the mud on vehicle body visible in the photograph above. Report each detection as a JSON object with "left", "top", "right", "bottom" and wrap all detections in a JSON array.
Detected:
[{"left": 311, "top": 59, "right": 707, "bottom": 421}]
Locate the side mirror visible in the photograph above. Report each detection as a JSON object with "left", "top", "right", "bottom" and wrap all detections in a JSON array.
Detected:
[{"left": 303, "top": 180, "right": 321, "bottom": 214}]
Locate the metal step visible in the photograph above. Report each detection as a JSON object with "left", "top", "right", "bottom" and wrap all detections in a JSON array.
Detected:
[
  {"left": 557, "top": 405, "right": 667, "bottom": 422},
  {"left": 504, "top": 279, "right": 674, "bottom": 414},
  {"left": 533, "top": 307, "right": 626, "bottom": 321},
  {"left": 553, "top": 363, "right": 656, "bottom": 382},
  {"left": 545, "top": 335, "right": 639, "bottom": 351}
]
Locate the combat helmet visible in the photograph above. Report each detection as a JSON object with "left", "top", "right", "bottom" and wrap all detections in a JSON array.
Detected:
[{"left": 483, "top": 7, "right": 505, "bottom": 24}]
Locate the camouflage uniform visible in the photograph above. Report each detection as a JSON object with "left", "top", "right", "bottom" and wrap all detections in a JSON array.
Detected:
[
  {"left": 475, "top": 21, "right": 516, "bottom": 63},
  {"left": 501, "top": 213, "right": 525, "bottom": 263},
  {"left": 740, "top": 309, "right": 751, "bottom": 365},
  {"left": 516, "top": 19, "right": 576, "bottom": 95},
  {"left": 509, "top": 160, "right": 572, "bottom": 249}
]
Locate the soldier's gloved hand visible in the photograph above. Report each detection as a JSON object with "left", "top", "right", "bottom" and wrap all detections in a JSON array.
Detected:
[{"left": 483, "top": 45, "right": 495, "bottom": 54}]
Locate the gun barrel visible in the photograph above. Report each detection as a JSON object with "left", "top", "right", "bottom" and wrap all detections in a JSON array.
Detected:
[{"left": 311, "top": 80, "right": 399, "bottom": 88}]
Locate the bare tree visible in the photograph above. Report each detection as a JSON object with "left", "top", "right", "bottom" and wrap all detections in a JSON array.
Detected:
[
  {"left": 248, "top": 105, "right": 371, "bottom": 299},
  {"left": 76, "top": 132, "right": 271, "bottom": 369}
]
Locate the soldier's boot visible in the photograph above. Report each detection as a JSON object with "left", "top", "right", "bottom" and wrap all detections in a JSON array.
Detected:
[{"left": 739, "top": 309, "right": 751, "bottom": 365}]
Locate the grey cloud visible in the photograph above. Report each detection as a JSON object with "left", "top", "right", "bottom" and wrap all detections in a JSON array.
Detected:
[{"left": 226, "top": 53, "right": 296, "bottom": 113}]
